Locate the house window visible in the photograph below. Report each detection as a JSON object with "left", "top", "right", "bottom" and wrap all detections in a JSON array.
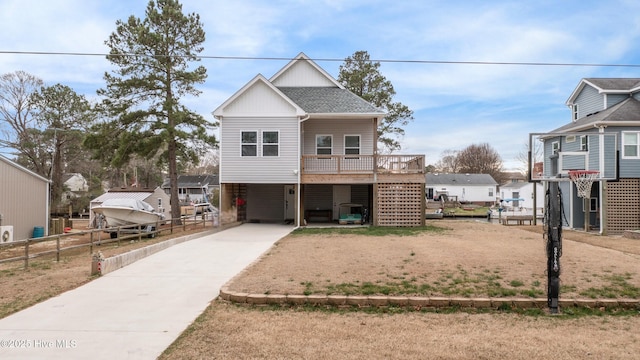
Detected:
[
  {"left": 488, "top": 187, "right": 494, "bottom": 197},
  {"left": 573, "top": 104, "right": 579, "bottom": 121},
  {"left": 551, "top": 141, "right": 560, "bottom": 155},
  {"left": 262, "top": 131, "right": 279, "bottom": 156},
  {"left": 241, "top": 131, "right": 257, "bottom": 157},
  {"left": 344, "top": 135, "right": 360, "bottom": 155},
  {"left": 316, "top": 135, "right": 332, "bottom": 155},
  {"left": 622, "top": 132, "right": 640, "bottom": 158},
  {"left": 580, "top": 135, "right": 588, "bottom": 151},
  {"left": 583, "top": 197, "right": 598, "bottom": 212}
]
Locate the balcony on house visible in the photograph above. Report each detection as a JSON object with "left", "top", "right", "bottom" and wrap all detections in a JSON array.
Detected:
[{"left": 301, "top": 154, "right": 425, "bottom": 184}]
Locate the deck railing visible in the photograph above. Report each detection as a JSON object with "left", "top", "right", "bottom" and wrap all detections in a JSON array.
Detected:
[{"left": 301, "top": 154, "right": 425, "bottom": 175}]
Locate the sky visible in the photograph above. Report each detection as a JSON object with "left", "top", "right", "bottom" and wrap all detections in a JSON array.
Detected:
[{"left": 2, "top": 0, "right": 640, "bottom": 171}]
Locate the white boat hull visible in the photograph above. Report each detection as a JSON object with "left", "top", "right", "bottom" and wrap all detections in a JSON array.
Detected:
[
  {"left": 93, "top": 207, "right": 162, "bottom": 227},
  {"left": 92, "top": 198, "right": 164, "bottom": 228}
]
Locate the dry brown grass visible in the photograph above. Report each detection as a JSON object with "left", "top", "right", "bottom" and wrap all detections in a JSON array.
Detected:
[
  {"left": 2, "top": 220, "right": 640, "bottom": 359},
  {"left": 0, "top": 223, "right": 216, "bottom": 318},
  {"left": 161, "top": 220, "right": 640, "bottom": 359}
]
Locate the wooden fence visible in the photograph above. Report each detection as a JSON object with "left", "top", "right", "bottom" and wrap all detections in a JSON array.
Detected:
[{"left": 0, "top": 216, "right": 216, "bottom": 269}]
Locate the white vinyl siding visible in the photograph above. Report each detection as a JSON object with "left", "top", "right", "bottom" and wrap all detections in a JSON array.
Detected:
[
  {"left": 303, "top": 119, "right": 375, "bottom": 156},
  {"left": 271, "top": 60, "right": 337, "bottom": 87},
  {"left": 221, "top": 117, "right": 299, "bottom": 183}
]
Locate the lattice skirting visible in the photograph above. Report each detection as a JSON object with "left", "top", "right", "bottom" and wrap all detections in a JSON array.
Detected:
[
  {"left": 606, "top": 178, "right": 640, "bottom": 235},
  {"left": 376, "top": 183, "right": 424, "bottom": 227}
]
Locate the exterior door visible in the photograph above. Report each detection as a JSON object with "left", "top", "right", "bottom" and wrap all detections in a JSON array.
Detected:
[
  {"left": 332, "top": 185, "right": 351, "bottom": 220},
  {"left": 512, "top": 192, "right": 520, "bottom": 208},
  {"left": 284, "top": 185, "right": 296, "bottom": 220}
]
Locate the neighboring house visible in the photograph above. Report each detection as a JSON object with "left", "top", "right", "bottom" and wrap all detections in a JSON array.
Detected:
[
  {"left": 161, "top": 174, "right": 219, "bottom": 205},
  {"left": 542, "top": 77, "right": 640, "bottom": 234},
  {"left": 61, "top": 173, "right": 89, "bottom": 203},
  {"left": 499, "top": 181, "right": 544, "bottom": 212},
  {"left": 213, "top": 52, "right": 426, "bottom": 227},
  {"left": 0, "top": 155, "right": 50, "bottom": 240},
  {"left": 426, "top": 173, "right": 497, "bottom": 205},
  {"left": 89, "top": 187, "right": 170, "bottom": 227},
  {"left": 501, "top": 171, "right": 527, "bottom": 184}
]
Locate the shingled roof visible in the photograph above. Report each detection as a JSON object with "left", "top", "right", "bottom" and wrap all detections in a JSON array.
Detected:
[
  {"left": 278, "top": 87, "right": 384, "bottom": 115},
  {"left": 583, "top": 78, "right": 640, "bottom": 91},
  {"left": 426, "top": 173, "right": 498, "bottom": 185},
  {"left": 552, "top": 97, "right": 640, "bottom": 132}
]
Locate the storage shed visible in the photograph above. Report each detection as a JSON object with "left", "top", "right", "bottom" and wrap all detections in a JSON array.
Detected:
[{"left": 0, "top": 155, "right": 50, "bottom": 241}]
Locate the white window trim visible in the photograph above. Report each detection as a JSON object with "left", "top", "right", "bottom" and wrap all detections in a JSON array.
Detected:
[
  {"left": 344, "top": 134, "right": 361, "bottom": 155},
  {"left": 551, "top": 141, "right": 560, "bottom": 155},
  {"left": 241, "top": 130, "right": 258, "bottom": 157},
  {"left": 262, "top": 130, "right": 280, "bottom": 157},
  {"left": 573, "top": 104, "right": 579, "bottom": 121},
  {"left": 316, "top": 134, "right": 333, "bottom": 155},
  {"left": 580, "top": 135, "right": 588, "bottom": 151},
  {"left": 622, "top": 131, "right": 640, "bottom": 159}
]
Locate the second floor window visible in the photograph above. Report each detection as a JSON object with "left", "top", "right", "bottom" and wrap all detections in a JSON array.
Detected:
[
  {"left": 345, "top": 135, "right": 360, "bottom": 155},
  {"left": 316, "top": 135, "right": 332, "bottom": 155},
  {"left": 242, "top": 131, "right": 257, "bottom": 156},
  {"left": 580, "top": 135, "right": 588, "bottom": 151},
  {"left": 623, "top": 132, "right": 640, "bottom": 158},
  {"left": 552, "top": 141, "right": 560, "bottom": 155},
  {"left": 262, "top": 131, "right": 279, "bottom": 156},
  {"left": 573, "top": 104, "right": 579, "bottom": 121}
]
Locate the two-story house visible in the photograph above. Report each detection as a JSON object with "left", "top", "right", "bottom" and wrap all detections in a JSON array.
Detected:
[
  {"left": 539, "top": 78, "right": 640, "bottom": 234},
  {"left": 213, "top": 53, "right": 426, "bottom": 227}
]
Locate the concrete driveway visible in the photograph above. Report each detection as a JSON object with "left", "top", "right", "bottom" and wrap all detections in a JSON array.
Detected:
[{"left": 0, "top": 223, "right": 294, "bottom": 359}]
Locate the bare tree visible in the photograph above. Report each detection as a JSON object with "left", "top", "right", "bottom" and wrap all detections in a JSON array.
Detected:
[
  {"left": 457, "top": 143, "right": 505, "bottom": 182},
  {"left": 0, "top": 71, "right": 45, "bottom": 171},
  {"left": 433, "top": 149, "right": 460, "bottom": 173},
  {"left": 515, "top": 142, "right": 542, "bottom": 178}
]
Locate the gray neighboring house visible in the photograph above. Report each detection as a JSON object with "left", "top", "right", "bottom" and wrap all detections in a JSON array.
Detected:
[
  {"left": 543, "top": 78, "right": 640, "bottom": 234},
  {"left": 426, "top": 173, "right": 498, "bottom": 205},
  {"left": 0, "top": 155, "right": 50, "bottom": 241},
  {"left": 161, "top": 174, "right": 219, "bottom": 205}
]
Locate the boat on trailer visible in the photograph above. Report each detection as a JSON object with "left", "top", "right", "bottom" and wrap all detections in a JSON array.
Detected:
[{"left": 92, "top": 198, "right": 164, "bottom": 234}]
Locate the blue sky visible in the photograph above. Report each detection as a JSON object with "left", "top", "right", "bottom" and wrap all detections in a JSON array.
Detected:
[{"left": 2, "top": 0, "right": 640, "bottom": 171}]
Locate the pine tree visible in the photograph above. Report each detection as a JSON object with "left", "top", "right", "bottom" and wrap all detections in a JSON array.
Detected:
[
  {"left": 338, "top": 51, "right": 413, "bottom": 153},
  {"left": 87, "top": 0, "right": 217, "bottom": 224}
]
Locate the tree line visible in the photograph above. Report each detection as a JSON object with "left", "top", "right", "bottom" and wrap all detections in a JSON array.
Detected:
[{"left": 0, "top": 0, "right": 414, "bottom": 220}]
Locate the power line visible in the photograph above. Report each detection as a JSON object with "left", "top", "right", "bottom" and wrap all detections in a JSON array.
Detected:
[{"left": 1, "top": 50, "right": 640, "bottom": 68}]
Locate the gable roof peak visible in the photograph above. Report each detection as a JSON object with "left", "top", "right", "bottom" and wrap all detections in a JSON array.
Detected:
[{"left": 269, "top": 52, "right": 344, "bottom": 89}]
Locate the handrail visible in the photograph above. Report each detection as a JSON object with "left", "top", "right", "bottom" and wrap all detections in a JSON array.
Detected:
[{"left": 301, "top": 154, "right": 425, "bottom": 175}]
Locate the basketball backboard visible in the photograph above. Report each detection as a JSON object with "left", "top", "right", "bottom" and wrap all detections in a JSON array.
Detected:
[{"left": 528, "top": 132, "right": 618, "bottom": 182}]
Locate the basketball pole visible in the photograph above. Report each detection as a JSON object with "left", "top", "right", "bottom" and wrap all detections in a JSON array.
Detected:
[{"left": 547, "top": 181, "right": 561, "bottom": 314}]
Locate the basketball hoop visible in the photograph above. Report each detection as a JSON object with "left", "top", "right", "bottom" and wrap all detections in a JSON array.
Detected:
[{"left": 568, "top": 170, "right": 599, "bottom": 198}]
